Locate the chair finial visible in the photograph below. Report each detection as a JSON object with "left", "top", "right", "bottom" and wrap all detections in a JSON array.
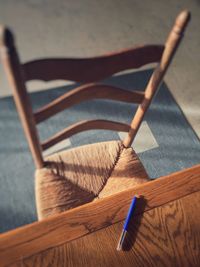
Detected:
[
  {"left": 174, "top": 10, "right": 191, "bottom": 34},
  {"left": 0, "top": 25, "right": 14, "bottom": 48}
]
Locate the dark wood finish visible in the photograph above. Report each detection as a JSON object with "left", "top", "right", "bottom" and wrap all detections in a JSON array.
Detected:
[
  {"left": 22, "top": 45, "right": 164, "bottom": 83},
  {"left": 0, "top": 163, "right": 199, "bottom": 266},
  {"left": 41, "top": 120, "right": 130, "bottom": 150},
  {"left": 123, "top": 10, "right": 191, "bottom": 147},
  {"left": 16, "top": 191, "right": 200, "bottom": 267},
  {"left": 0, "top": 27, "right": 44, "bottom": 168},
  {"left": 34, "top": 84, "right": 144, "bottom": 123}
]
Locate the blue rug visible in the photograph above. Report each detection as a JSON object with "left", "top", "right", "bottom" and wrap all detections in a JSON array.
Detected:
[{"left": 1, "top": 69, "right": 200, "bottom": 232}]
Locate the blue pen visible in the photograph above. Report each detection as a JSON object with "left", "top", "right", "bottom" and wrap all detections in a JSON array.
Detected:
[{"left": 117, "top": 196, "right": 138, "bottom": 251}]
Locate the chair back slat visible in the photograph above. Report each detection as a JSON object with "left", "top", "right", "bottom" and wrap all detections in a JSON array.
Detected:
[
  {"left": 34, "top": 84, "right": 144, "bottom": 124},
  {"left": 41, "top": 120, "right": 130, "bottom": 151},
  {"left": 22, "top": 45, "right": 164, "bottom": 83}
]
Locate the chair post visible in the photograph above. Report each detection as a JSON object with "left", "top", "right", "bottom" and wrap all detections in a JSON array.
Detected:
[
  {"left": 123, "top": 10, "right": 191, "bottom": 148},
  {"left": 0, "top": 26, "right": 44, "bottom": 168}
]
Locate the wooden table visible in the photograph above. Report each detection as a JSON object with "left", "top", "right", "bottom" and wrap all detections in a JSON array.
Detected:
[{"left": 1, "top": 164, "right": 200, "bottom": 267}]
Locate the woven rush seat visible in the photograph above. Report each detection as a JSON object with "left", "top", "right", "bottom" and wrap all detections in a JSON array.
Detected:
[{"left": 35, "top": 140, "right": 149, "bottom": 219}]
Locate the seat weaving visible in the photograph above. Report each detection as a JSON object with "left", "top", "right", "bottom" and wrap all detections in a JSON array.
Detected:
[
  {"left": 97, "top": 146, "right": 149, "bottom": 199},
  {"left": 35, "top": 140, "right": 149, "bottom": 220}
]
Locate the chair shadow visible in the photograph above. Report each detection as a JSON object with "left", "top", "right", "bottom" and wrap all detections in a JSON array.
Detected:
[
  {"left": 45, "top": 160, "right": 148, "bottom": 179},
  {"left": 122, "top": 196, "right": 147, "bottom": 251}
]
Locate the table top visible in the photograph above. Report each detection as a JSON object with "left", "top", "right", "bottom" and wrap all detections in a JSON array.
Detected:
[
  {"left": 1, "top": 164, "right": 200, "bottom": 267},
  {"left": 12, "top": 191, "right": 200, "bottom": 267}
]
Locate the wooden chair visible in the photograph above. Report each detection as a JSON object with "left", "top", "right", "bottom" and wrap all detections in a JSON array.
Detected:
[{"left": 0, "top": 11, "right": 190, "bottom": 220}]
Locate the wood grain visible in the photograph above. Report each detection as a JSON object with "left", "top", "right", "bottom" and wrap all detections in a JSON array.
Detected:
[
  {"left": 0, "top": 163, "right": 200, "bottom": 266},
  {"left": 123, "top": 10, "right": 191, "bottom": 147},
  {"left": 22, "top": 45, "right": 164, "bottom": 83},
  {"left": 41, "top": 120, "right": 130, "bottom": 151},
  {"left": 18, "top": 191, "right": 200, "bottom": 267},
  {"left": 34, "top": 83, "right": 144, "bottom": 123}
]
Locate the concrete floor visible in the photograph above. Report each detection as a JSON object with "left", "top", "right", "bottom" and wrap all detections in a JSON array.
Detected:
[{"left": 0, "top": 0, "right": 199, "bottom": 138}]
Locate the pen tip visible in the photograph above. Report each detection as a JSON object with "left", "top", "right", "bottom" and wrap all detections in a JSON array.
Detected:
[{"left": 116, "top": 246, "right": 121, "bottom": 251}]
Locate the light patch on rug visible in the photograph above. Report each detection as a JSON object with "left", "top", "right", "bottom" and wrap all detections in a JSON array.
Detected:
[
  {"left": 43, "top": 138, "right": 71, "bottom": 157},
  {"left": 118, "top": 121, "right": 159, "bottom": 153}
]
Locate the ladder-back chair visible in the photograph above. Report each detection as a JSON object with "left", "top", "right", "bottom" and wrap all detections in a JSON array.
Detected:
[{"left": 0, "top": 11, "right": 190, "bottom": 220}]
